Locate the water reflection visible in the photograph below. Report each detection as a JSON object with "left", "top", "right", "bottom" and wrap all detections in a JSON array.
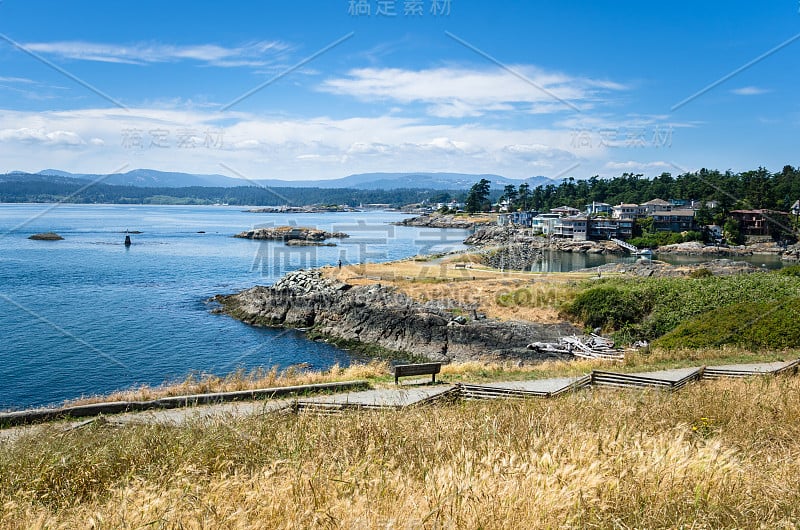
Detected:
[{"left": 525, "top": 250, "right": 789, "bottom": 273}]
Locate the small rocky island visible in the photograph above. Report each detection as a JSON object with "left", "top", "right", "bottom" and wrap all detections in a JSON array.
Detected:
[
  {"left": 234, "top": 226, "right": 349, "bottom": 246},
  {"left": 28, "top": 232, "right": 64, "bottom": 241}
]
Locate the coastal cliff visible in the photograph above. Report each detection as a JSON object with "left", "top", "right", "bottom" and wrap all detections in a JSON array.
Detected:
[{"left": 216, "top": 270, "right": 578, "bottom": 363}]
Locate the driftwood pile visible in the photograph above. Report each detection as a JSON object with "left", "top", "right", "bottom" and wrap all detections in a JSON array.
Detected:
[{"left": 528, "top": 334, "right": 625, "bottom": 361}]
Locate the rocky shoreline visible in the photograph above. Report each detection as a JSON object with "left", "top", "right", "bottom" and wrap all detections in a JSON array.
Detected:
[
  {"left": 215, "top": 269, "right": 577, "bottom": 364},
  {"left": 395, "top": 213, "right": 493, "bottom": 229},
  {"left": 655, "top": 240, "right": 800, "bottom": 260},
  {"left": 464, "top": 226, "right": 624, "bottom": 270},
  {"left": 584, "top": 258, "right": 764, "bottom": 277},
  {"left": 234, "top": 226, "right": 349, "bottom": 242},
  {"left": 465, "top": 226, "right": 622, "bottom": 252},
  {"left": 466, "top": 226, "right": 800, "bottom": 266}
]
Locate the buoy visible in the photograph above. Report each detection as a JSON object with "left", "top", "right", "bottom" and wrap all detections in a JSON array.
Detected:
[{"left": 124, "top": 235, "right": 132, "bottom": 246}]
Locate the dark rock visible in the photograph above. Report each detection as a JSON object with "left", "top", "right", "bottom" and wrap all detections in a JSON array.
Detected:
[
  {"left": 28, "top": 232, "right": 63, "bottom": 241},
  {"left": 234, "top": 226, "right": 349, "bottom": 241},
  {"left": 395, "top": 214, "right": 489, "bottom": 229}
]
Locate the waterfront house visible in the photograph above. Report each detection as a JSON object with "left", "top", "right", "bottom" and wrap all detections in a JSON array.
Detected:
[
  {"left": 611, "top": 203, "right": 645, "bottom": 220},
  {"left": 552, "top": 216, "right": 589, "bottom": 241},
  {"left": 651, "top": 209, "right": 697, "bottom": 232},
  {"left": 498, "top": 211, "right": 537, "bottom": 227},
  {"left": 531, "top": 213, "right": 561, "bottom": 234},
  {"left": 640, "top": 198, "right": 672, "bottom": 215},
  {"left": 729, "top": 209, "right": 790, "bottom": 237},
  {"left": 585, "top": 201, "right": 612, "bottom": 216},
  {"left": 588, "top": 218, "right": 634, "bottom": 240},
  {"left": 550, "top": 205, "right": 581, "bottom": 217}
]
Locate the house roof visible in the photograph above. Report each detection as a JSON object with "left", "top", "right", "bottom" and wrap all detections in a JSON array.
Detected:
[
  {"left": 614, "top": 203, "right": 639, "bottom": 208},
  {"left": 641, "top": 198, "right": 671, "bottom": 206}
]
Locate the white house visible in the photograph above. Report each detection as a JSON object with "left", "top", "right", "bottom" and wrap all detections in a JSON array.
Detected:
[{"left": 611, "top": 203, "right": 646, "bottom": 220}]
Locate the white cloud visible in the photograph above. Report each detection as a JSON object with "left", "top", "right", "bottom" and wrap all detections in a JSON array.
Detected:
[
  {"left": 0, "top": 127, "right": 84, "bottom": 146},
  {"left": 22, "top": 40, "right": 290, "bottom": 67},
  {"left": 0, "top": 106, "right": 633, "bottom": 180},
  {"left": 0, "top": 76, "right": 36, "bottom": 84},
  {"left": 731, "top": 86, "right": 770, "bottom": 96},
  {"left": 603, "top": 160, "right": 672, "bottom": 171},
  {"left": 320, "top": 66, "right": 626, "bottom": 117}
]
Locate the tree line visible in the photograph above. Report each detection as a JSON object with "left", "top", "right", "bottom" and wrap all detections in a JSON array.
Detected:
[
  {"left": 464, "top": 166, "right": 800, "bottom": 214},
  {"left": 0, "top": 174, "right": 444, "bottom": 207}
]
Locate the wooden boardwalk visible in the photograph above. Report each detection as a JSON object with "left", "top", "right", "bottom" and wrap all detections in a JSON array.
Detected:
[
  {"left": 702, "top": 360, "right": 800, "bottom": 379},
  {"left": 2, "top": 361, "right": 799, "bottom": 428},
  {"left": 294, "top": 385, "right": 459, "bottom": 414},
  {"left": 592, "top": 367, "right": 703, "bottom": 391},
  {"left": 293, "top": 360, "right": 800, "bottom": 414},
  {"left": 460, "top": 376, "right": 591, "bottom": 400}
]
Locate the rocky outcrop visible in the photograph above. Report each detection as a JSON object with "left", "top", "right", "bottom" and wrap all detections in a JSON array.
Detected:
[
  {"left": 465, "top": 226, "right": 621, "bottom": 254},
  {"left": 234, "top": 226, "right": 349, "bottom": 241},
  {"left": 586, "top": 258, "right": 761, "bottom": 277},
  {"left": 656, "top": 240, "right": 800, "bottom": 259},
  {"left": 28, "top": 232, "right": 63, "bottom": 241},
  {"left": 216, "top": 269, "right": 578, "bottom": 363},
  {"left": 396, "top": 214, "right": 491, "bottom": 229},
  {"left": 465, "top": 226, "right": 623, "bottom": 270}
]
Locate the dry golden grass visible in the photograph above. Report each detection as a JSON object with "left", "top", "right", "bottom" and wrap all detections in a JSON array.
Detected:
[
  {"left": 63, "top": 348, "right": 796, "bottom": 406},
  {"left": 66, "top": 361, "right": 390, "bottom": 407},
  {"left": 3, "top": 375, "right": 800, "bottom": 528},
  {"left": 322, "top": 259, "right": 592, "bottom": 322}
]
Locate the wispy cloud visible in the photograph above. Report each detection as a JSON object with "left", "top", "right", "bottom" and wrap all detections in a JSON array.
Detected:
[
  {"left": 320, "top": 66, "right": 627, "bottom": 118},
  {"left": 604, "top": 160, "right": 672, "bottom": 171},
  {"left": 731, "top": 86, "right": 770, "bottom": 96},
  {"left": 0, "top": 76, "right": 36, "bottom": 84},
  {"left": 0, "top": 127, "right": 85, "bottom": 146},
  {"left": 21, "top": 40, "right": 291, "bottom": 67}
]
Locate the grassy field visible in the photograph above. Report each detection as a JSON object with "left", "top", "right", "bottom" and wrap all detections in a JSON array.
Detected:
[
  {"left": 322, "top": 257, "right": 592, "bottom": 323},
  {"left": 3, "top": 370, "right": 800, "bottom": 528}
]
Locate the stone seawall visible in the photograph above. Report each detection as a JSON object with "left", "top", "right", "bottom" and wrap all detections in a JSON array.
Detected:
[{"left": 216, "top": 270, "right": 578, "bottom": 363}]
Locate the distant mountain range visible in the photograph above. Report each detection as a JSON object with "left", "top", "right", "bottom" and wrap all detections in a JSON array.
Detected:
[{"left": 24, "top": 169, "right": 556, "bottom": 191}]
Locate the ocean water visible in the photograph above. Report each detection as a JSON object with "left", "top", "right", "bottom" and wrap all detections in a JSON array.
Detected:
[{"left": 0, "top": 204, "right": 468, "bottom": 409}]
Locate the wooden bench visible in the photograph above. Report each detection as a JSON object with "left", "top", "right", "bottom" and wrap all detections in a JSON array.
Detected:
[{"left": 393, "top": 362, "right": 442, "bottom": 385}]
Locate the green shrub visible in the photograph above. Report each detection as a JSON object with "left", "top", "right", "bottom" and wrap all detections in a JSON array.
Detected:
[
  {"left": 562, "top": 272, "right": 800, "bottom": 347},
  {"left": 654, "top": 298, "right": 800, "bottom": 349},
  {"left": 562, "top": 284, "right": 650, "bottom": 330},
  {"left": 628, "top": 230, "right": 704, "bottom": 249},
  {"left": 778, "top": 264, "right": 800, "bottom": 277},
  {"left": 688, "top": 268, "right": 713, "bottom": 278}
]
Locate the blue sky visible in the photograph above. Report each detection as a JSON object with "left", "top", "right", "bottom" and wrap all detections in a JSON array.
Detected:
[{"left": 0, "top": 0, "right": 798, "bottom": 181}]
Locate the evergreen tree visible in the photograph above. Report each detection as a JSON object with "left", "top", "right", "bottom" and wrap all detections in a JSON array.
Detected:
[
  {"left": 465, "top": 178, "right": 491, "bottom": 213},
  {"left": 517, "top": 183, "right": 531, "bottom": 210},
  {"left": 502, "top": 184, "right": 518, "bottom": 209}
]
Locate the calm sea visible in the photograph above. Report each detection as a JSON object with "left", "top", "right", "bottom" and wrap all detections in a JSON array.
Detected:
[{"left": 0, "top": 204, "right": 468, "bottom": 410}]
